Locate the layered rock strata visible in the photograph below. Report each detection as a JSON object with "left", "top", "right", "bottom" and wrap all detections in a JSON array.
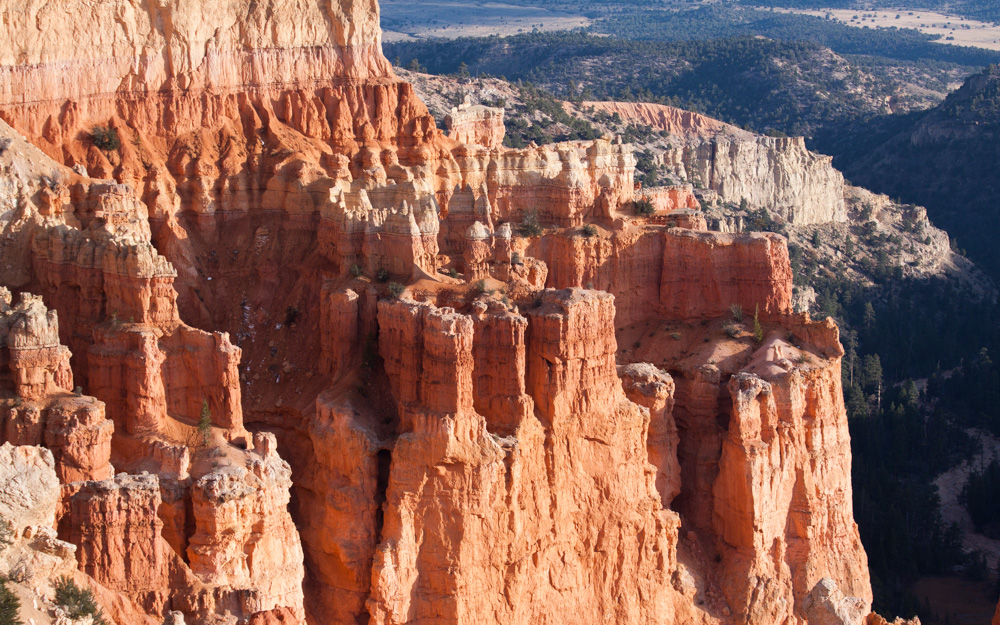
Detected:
[
  {"left": 367, "top": 290, "right": 688, "bottom": 624},
  {"left": 668, "top": 135, "right": 847, "bottom": 225},
  {"left": 520, "top": 227, "right": 792, "bottom": 326},
  {"left": 0, "top": 105, "right": 304, "bottom": 624},
  {"left": 0, "top": 443, "right": 162, "bottom": 625},
  {"left": 358, "top": 286, "right": 869, "bottom": 625},
  {"left": 582, "top": 101, "right": 846, "bottom": 224},
  {"left": 445, "top": 100, "right": 506, "bottom": 149},
  {"left": 0, "top": 289, "right": 113, "bottom": 483},
  {"left": 0, "top": 1, "right": 879, "bottom": 624}
]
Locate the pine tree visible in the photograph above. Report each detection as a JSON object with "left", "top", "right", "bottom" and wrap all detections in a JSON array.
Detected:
[
  {"left": 54, "top": 576, "right": 106, "bottom": 625},
  {"left": 863, "top": 302, "right": 876, "bottom": 330},
  {"left": 753, "top": 304, "right": 763, "bottom": 345},
  {"left": 198, "top": 400, "right": 212, "bottom": 447},
  {"left": 0, "top": 576, "right": 22, "bottom": 625}
]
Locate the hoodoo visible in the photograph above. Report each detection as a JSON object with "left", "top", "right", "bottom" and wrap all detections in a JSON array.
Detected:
[{"left": 0, "top": 1, "right": 876, "bottom": 624}]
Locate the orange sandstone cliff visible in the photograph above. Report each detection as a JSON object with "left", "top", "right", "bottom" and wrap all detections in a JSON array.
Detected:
[{"left": 0, "top": 1, "right": 875, "bottom": 624}]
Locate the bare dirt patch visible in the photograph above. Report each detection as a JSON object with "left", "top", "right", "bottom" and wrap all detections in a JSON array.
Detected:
[
  {"left": 768, "top": 7, "right": 1000, "bottom": 51},
  {"left": 933, "top": 428, "right": 1000, "bottom": 562},
  {"left": 381, "top": 0, "right": 590, "bottom": 41}
]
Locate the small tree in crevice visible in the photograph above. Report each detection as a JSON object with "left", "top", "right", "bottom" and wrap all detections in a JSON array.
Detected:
[
  {"left": 519, "top": 210, "right": 543, "bottom": 238},
  {"left": 90, "top": 126, "right": 120, "bottom": 151},
  {"left": 753, "top": 304, "right": 764, "bottom": 345},
  {"left": 54, "top": 576, "right": 107, "bottom": 625},
  {"left": 0, "top": 518, "right": 12, "bottom": 552},
  {"left": 387, "top": 282, "right": 405, "bottom": 299},
  {"left": 197, "top": 400, "right": 212, "bottom": 447},
  {"left": 633, "top": 198, "right": 655, "bottom": 216},
  {"left": 0, "top": 575, "right": 22, "bottom": 625}
]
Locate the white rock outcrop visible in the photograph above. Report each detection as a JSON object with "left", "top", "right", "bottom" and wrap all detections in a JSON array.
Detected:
[
  {"left": 664, "top": 135, "right": 846, "bottom": 224},
  {"left": 0, "top": 442, "right": 60, "bottom": 538}
]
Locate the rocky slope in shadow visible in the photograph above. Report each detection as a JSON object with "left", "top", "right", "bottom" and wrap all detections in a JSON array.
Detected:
[{"left": 816, "top": 65, "right": 1000, "bottom": 280}]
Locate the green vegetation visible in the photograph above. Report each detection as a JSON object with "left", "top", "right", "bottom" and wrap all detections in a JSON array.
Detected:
[
  {"left": 0, "top": 576, "right": 21, "bottom": 625},
  {"left": 376, "top": 268, "right": 391, "bottom": 283},
  {"left": 634, "top": 149, "right": 662, "bottom": 188},
  {"left": 387, "top": 282, "right": 406, "bottom": 299},
  {"left": 54, "top": 576, "right": 107, "bottom": 625},
  {"left": 744, "top": 208, "right": 787, "bottom": 236},
  {"left": 729, "top": 303, "right": 744, "bottom": 322},
  {"left": 502, "top": 83, "right": 601, "bottom": 147},
  {"left": 595, "top": 5, "right": 998, "bottom": 66},
  {"left": 198, "top": 400, "right": 212, "bottom": 446},
  {"left": 633, "top": 198, "right": 655, "bottom": 216},
  {"left": 753, "top": 305, "right": 763, "bottom": 344},
  {"left": 820, "top": 66, "right": 1000, "bottom": 280},
  {"left": 519, "top": 209, "right": 543, "bottom": 237},
  {"left": 387, "top": 9, "right": 994, "bottom": 138},
  {"left": 581, "top": 224, "right": 598, "bottom": 237},
  {"left": 0, "top": 519, "right": 12, "bottom": 551},
  {"left": 90, "top": 126, "right": 120, "bottom": 151}
]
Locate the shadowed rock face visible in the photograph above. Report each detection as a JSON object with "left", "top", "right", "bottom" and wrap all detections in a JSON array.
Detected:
[{"left": 0, "top": 1, "right": 876, "bottom": 624}]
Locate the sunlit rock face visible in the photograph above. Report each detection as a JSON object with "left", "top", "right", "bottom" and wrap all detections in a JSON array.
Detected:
[{"left": 0, "top": 1, "right": 874, "bottom": 624}]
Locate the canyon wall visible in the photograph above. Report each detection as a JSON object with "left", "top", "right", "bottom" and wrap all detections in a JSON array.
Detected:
[
  {"left": 0, "top": 1, "right": 877, "bottom": 624},
  {"left": 521, "top": 227, "right": 792, "bottom": 326},
  {"left": 446, "top": 102, "right": 506, "bottom": 149},
  {"left": 670, "top": 135, "right": 847, "bottom": 225},
  {"left": 0, "top": 108, "right": 305, "bottom": 622},
  {"left": 583, "top": 101, "right": 847, "bottom": 225}
]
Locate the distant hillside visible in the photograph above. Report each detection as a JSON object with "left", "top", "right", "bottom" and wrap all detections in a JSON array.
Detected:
[
  {"left": 594, "top": 5, "right": 1000, "bottom": 66},
  {"left": 387, "top": 31, "right": 977, "bottom": 138},
  {"left": 743, "top": 1, "right": 1000, "bottom": 24},
  {"left": 822, "top": 65, "right": 1000, "bottom": 278}
]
